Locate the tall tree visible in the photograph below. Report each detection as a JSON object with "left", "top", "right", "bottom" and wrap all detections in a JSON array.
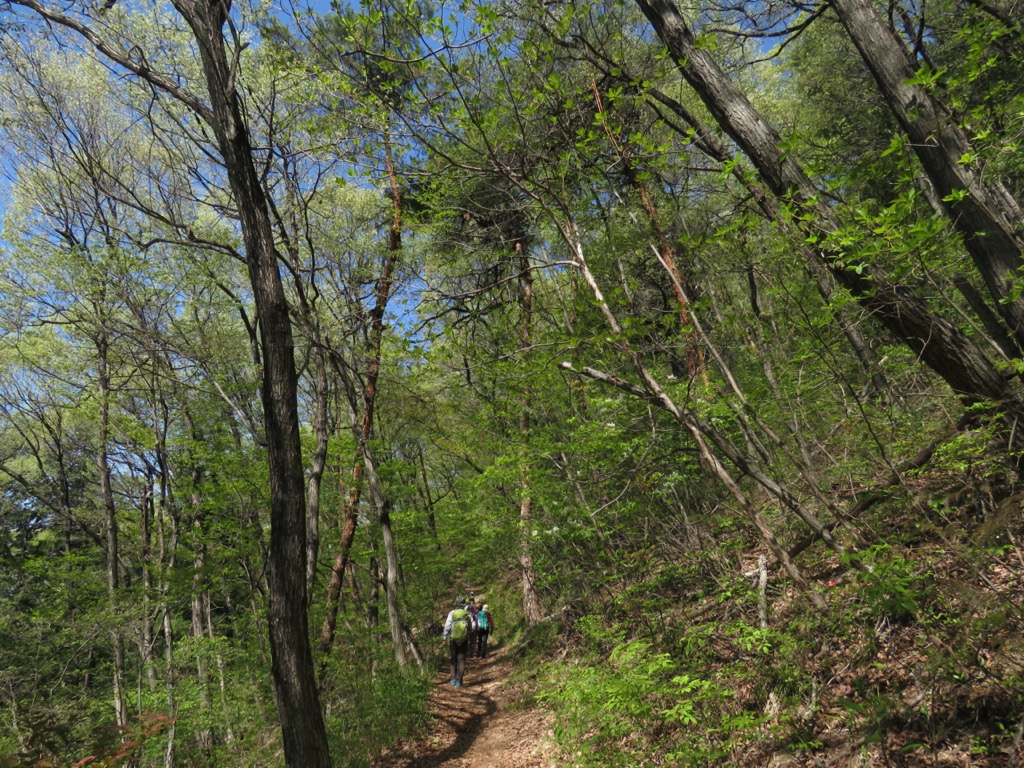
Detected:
[
  {"left": 1, "top": 1, "right": 333, "bottom": 762},
  {"left": 267, "top": 1, "right": 427, "bottom": 664},
  {"left": 831, "top": 0, "right": 1024, "bottom": 348},
  {"left": 630, "top": 0, "right": 1024, "bottom": 422}
]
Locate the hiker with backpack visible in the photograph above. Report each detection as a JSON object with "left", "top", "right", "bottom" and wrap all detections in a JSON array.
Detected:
[
  {"left": 442, "top": 597, "right": 471, "bottom": 687},
  {"left": 476, "top": 603, "right": 493, "bottom": 657},
  {"left": 465, "top": 596, "right": 480, "bottom": 657}
]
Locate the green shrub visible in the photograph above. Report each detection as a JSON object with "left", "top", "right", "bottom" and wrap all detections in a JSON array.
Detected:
[
  {"left": 849, "top": 545, "right": 932, "bottom": 621},
  {"left": 537, "top": 625, "right": 734, "bottom": 767},
  {"left": 322, "top": 646, "right": 433, "bottom": 767}
]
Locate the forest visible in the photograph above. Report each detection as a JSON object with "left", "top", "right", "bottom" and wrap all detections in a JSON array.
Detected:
[{"left": 0, "top": 0, "right": 1022, "bottom": 765}]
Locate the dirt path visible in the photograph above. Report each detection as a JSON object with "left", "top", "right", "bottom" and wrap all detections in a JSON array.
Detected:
[{"left": 371, "top": 645, "right": 556, "bottom": 768}]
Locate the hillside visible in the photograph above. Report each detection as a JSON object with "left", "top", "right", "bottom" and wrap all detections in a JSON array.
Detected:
[{"left": 376, "top": 498, "right": 1024, "bottom": 768}]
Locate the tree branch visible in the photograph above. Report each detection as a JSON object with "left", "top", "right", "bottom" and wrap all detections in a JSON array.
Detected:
[{"left": 8, "top": 0, "right": 213, "bottom": 123}]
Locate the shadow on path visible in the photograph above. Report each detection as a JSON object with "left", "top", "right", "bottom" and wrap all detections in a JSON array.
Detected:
[{"left": 370, "top": 647, "right": 511, "bottom": 767}]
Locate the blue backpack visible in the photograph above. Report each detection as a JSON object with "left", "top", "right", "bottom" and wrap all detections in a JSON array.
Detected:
[{"left": 477, "top": 610, "right": 490, "bottom": 631}]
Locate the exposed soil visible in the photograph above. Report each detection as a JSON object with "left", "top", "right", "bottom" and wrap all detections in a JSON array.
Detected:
[{"left": 371, "top": 645, "right": 556, "bottom": 768}]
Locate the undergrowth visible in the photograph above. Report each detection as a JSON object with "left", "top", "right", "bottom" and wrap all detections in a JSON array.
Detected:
[
  {"left": 321, "top": 643, "right": 434, "bottom": 767},
  {"left": 530, "top": 499, "right": 1024, "bottom": 768}
]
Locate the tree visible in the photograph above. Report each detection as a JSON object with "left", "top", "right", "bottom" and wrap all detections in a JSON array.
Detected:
[
  {"left": 1, "top": 0, "right": 332, "bottom": 762},
  {"left": 831, "top": 0, "right": 1024, "bottom": 349},
  {"left": 259, "top": 3, "right": 427, "bottom": 663},
  {"left": 630, "top": 0, "right": 1024, "bottom": 423}
]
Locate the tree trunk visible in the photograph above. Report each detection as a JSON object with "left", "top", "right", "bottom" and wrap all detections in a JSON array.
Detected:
[
  {"left": 379, "top": 512, "right": 409, "bottom": 666},
  {"left": 161, "top": 603, "right": 177, "bottom": 768},
  {"left": 557, "top": 222, "right": 827, "bottom": 608},
  {"left": 191, "top": 550, "right": 214, "bottom": 756},
  {"left": 151, "top": 387, "right": 179, "bottom": 768},
  {"left": 592, "top": 80, "right": 860, "bottom": 554},
  {"left": 320, "top": 458, "right": 363, "bottom": 655},
  {"left": 367, "top": 556, "right": 380, "bottom": 633},
  {"left": 831, "top": 0, "right": 1024, "bottom": 348},
  {"left": 307, "top": 346, "right": 330, "bottom": 602},
  {"left": 97, "top": 334, "right": 129, "bottom": 731},
  {"left": 632, "top": 0, "right": 1023, "bottom": 419},
  {"left": 517, "top": 242, "right": 545, "bottom": 626},
  {"left": 170, "top": 3, "right": 331, "bottom": 763},
  {"left": 634, "top": 80, "right": 887, "bottom": 394},
  {"left": 373, "top": 135, "right": 409, "bottom": 665},
  {"left": 140, "top": 489, "right": 158, "bottom": 693},
  {"left": 320, "top": 131, "right": 403, "bottom": 658},
  {"left": 417, "top": 447, "right": 441, "bottom": 548},
  {"left": 209, "top": 595, "right": 237, "bottom": 746},
  {"left": 182, "top": 408, "right": 216, "bottom": 755},
  {"left": 519, "top": 497, "right": 545, "bottom": 624},
  {"left": 591, "top": 81, "right": 705, "bottom": 380}
]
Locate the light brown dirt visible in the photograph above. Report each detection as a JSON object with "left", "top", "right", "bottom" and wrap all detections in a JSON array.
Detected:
[{"left": 371, "top": 646, "right": 557, "bottom": 768}]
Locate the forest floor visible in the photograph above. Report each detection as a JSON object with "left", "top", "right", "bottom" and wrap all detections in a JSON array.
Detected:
[{"left": 370, "top": 644, "right": 557, "bottom": 768}]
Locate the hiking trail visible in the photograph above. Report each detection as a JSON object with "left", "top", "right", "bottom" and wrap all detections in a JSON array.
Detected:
[{"left": 371, "top": 645, "right": 556, "bottom": 768}]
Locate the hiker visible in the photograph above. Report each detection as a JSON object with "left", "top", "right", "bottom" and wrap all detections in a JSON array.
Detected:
[
  {"left": 476, "top": 603, "right": 493, "bottom": 657},
  {"left": 466, "top": 596, "right": 480, "bottom": 657},
  {"left": 442, "top": 597, "right": 471, "bottom": 687}
]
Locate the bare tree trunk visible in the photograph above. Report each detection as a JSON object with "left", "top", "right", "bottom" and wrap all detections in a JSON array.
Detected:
[
  {"left": 158, "top": 543, "right": 178, "bottom": 765},
  {"left": 517, "top": 242, "right": 545, "bottom": 626},
  {"left": 274, "top": 162, "right": 332, "bottom": 607},
  {"left": 556, "top": 222, "right": 827, "bottom": 608},
  {"left": 628, "top": 79, "right": 888, "bottom": 394},
  {"left": 632, "top": 0, "right": 1024, "bottom": 421},
  {"left": 380, "top": 530, "right": 408, "bottom": 666},
  {"left": 367, "top": 455, "right": 409, "bottom": 666},
  {"left": 207, "top": 592, "right": 236, "bottom": 746},
  {"left": 161, "top": 604, "right": 177, "bottom": 768},
  {"left": 320, "top": 457, "right": 363, "bottom": 655},
  {"left": 367, "top": 555, "right": 381, "bottom": 678},
  {"left": 591, "top": 81, "right": 705, "bottom": 380},
  {"left": 757, "top": 556, "right": 769, "bottom": 630},
  {"left": 832, "top": 0, "right": 1024, "bottom": 348},
  {"left": 180, "top": 408, "right": 216, "bottom": 756},
  {"left": 191, "top": 551, "right": 214, "bottom": 756},
  {"left": 519, "top": 497, "right": 545, "bottom": 624},
  {"left": 97, "top": 334, "right": 129, "bottom": 731},
  {"left": 306, "top": 346, "right": 330, "bottom": 602},
  {"left": 170, "top": 3, "right": 331, "bottom": 762},
  {"left": 140, "top": 489, "right": 158, "bottom": 693},
  {"left": 320, "top": 132, "right": 403, "bottom": 658},
  {"left": 417, "top": 447, "right": 441, "bottom": 548},
  {"left": 153, "top": 407, "right": 180, "bottom": 768},
  {"left": 375, "top": 135, "right": 410, "bottom": 665},
  {"left": 400, "top": 618, "right": 425, "bottom": 666},
  {"left": 593, "top": 77, "right": 864, "bottom": 557},
  {"left": 366, "top": 556, "right": 380, "bottom": 633}
]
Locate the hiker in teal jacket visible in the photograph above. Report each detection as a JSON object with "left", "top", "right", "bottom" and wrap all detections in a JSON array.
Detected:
[
  {"left": 442, "top": 598, "right": 470, "bottom": 687},
  {"left": 475, "top": 603, "right": 493, "bottom": 657}
]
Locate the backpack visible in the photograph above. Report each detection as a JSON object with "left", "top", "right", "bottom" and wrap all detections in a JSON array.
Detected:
[
  {"left": 450, "top": 608, "right": 470, "bottom": 644},
  {"left": 476, "top": 610, "right": 489, "bottom": 631}
]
